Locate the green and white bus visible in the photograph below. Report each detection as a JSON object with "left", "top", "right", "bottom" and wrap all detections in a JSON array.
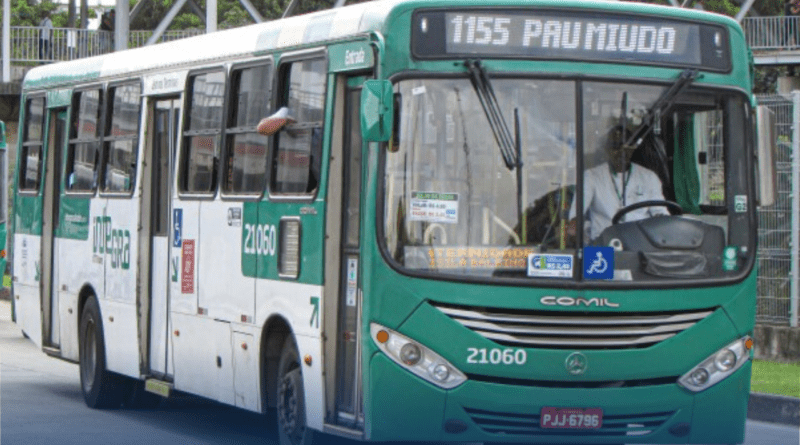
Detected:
[
  {"left": 12, "top": 0, "right": 774, "bottom": 444},
  {"left": 0, "top": 121, "right": 7, "bottom": 285}
]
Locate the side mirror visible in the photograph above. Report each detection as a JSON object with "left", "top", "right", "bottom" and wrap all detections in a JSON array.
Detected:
[
  {"left": 257, "top": 107, "right": 296, "bottom": 136},
  {"left": 755, "top": 105, "right": 777, "bottom": 207},
  {"left": 360, "top": 80, "right": 393, "bottom": 142}
]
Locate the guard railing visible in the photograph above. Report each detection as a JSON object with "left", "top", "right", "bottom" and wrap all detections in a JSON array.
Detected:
[
  {"left": 6, "top": 26, "right": 204, "bottom": 64},
  {"left": 742, "top": 16, "right": 800, "bottom": 51}
]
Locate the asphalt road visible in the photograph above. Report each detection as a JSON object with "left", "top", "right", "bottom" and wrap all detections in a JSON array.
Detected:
[{"left": 1, "top": 300, "right": 797, "bottom": 445}]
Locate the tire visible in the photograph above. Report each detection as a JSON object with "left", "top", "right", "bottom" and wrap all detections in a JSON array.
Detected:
[
  {"left": 276, "top": 336, "right": 316, "bottom": 445},
  {"left": 78, "top": 297, "right": 123, "bottom": 408}
]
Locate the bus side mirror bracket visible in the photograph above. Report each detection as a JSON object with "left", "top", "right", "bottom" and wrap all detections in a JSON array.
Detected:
[
  {"left": 361, "top": 80, "right": 393, "bottom": 142},
  {"left": 755, "top": 105, "right": 777, "bottom": 207}
]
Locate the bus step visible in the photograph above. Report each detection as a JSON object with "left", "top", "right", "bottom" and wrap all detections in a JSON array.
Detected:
[
  {"left": 42, "top": 346, "right": 61, "bottom": 358},
  {"left": 144, "top": 379, "right": 172, "bottom": 398}
]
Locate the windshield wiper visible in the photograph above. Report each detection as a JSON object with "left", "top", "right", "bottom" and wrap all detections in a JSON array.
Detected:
[
  {"left": 464, "top": 60, "right": 519, "bottom": 170},
  {"left": 623, "top": 69, "right": 699, "bottom": 150}
]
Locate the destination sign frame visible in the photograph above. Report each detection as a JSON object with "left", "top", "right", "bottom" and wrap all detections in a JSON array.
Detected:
[{"left": 411, "top": 9, "right": 731, "bottom": 72}]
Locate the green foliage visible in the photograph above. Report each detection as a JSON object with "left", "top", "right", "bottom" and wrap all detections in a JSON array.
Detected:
[
  {"left": 762, "top": 0, "right": 787, "bottom": 16},
  {"left": 751, "top": 360, "right": 800, "bottom": 397},
  {"left": 7, "top": 0, "right": 45, "bottom": 26},
  {"left": 754, "top": 67, "right": 781, "bottom": 94},
  {"left": 1, "top": 0, "right": 95, "bottom": 27},
  {"left": 699, "top": 0, "right": 740, "bottom": 16},
  {"left": 130, "top": 0, "right": 374, "bottom": 31}
]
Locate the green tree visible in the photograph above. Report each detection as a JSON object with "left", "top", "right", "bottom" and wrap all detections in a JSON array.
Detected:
[
  {"left": 1, "top": 0, "right": 95, "bottom": 27},
  {"left": 129, "top": 0, "right": 372, "bottom": 31}
]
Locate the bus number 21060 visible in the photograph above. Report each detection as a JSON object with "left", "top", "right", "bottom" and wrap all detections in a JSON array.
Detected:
[
  {"left": 243, "top": 223, "right": 277, "bottom": 256},
  {"left": 467, "top": 347, "right": 527, "bottom": 365}
]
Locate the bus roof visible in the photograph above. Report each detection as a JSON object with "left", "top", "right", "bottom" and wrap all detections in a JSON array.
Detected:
[{"left": 22, "top": 0, "right": 742, "bottom": 91}]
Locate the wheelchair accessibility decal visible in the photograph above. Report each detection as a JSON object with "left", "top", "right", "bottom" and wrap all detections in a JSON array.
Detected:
[{"left": 583, "top": 246, "right": 614, "bottom": 280}]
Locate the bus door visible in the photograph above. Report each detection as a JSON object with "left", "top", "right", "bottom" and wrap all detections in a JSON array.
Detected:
[
  {"left": 329, "top": 75, "right": 365, "bottom": 429},
  {"left": 41, "top": 108, "right": 67, "bottom": 350},
  {"left": 138, "top": 97, "right": 180, "bottom": 379}
]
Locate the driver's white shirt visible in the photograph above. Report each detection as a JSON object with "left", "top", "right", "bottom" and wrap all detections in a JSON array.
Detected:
[{"left": 570, "top": 163, "right": 668, "bottom": 239}]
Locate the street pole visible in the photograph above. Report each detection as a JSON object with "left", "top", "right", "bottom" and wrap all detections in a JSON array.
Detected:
[{"left": 2, "top": 0, "right": 10, "bottom": 82}]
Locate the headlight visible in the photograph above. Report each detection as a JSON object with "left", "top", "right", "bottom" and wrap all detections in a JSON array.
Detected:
[
  {"left": 371, "top": 323, "right": 467, "bottom": 389},
  {"left": 678, "top": 336, "right": 753, "bottom": 392},
  {"left": 714, "top": 349, "right": 737, "bottom": 371}
]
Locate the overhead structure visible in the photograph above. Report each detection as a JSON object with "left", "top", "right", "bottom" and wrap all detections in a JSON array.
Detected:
[{"left": 120, "top": 0, "right": 351, "bottom": 49}]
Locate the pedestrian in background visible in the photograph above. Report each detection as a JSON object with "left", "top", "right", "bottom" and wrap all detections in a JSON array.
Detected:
[
  {"left": 99, "top": 9, "right": 115, "bottom": 53},
  {"left": 786, "top": 0, "right": 800, "bottom": 48},
  {"left": 38, "top": 12, "right": 53, "bottom": 62}
]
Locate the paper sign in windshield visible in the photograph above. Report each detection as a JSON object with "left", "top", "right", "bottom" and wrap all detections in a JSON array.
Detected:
[
  {"left": 527, "top": 253, "right": 574, "bottom": 278},
  {"left": 409, "top": 192, "right": 459, "bottom": 224}
]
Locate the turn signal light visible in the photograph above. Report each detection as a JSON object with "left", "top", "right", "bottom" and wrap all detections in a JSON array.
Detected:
[{"left": 376, "top": 329, "right": 389, "bottom": 343}]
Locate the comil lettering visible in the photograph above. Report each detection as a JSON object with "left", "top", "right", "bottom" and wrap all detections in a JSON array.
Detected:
[
  {"left": 522, "top": 20, "right": 676, "bottom": 54},
  {"left": 540, "top": 296, "right": 620, "bottom": 308}
]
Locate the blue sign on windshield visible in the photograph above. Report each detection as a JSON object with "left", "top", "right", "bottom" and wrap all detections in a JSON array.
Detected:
[{"left": 583, "top": 246, "right": 614, "bottom": 280}]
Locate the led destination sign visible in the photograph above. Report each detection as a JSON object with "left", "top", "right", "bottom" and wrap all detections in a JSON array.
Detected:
[{"left": 413, "top": 10, "right": 730, "bottom": 71}]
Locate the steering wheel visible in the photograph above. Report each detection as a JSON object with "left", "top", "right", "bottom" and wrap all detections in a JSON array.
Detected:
[{"left": 612, "top": 200, "right": 683, "bottom": 225}]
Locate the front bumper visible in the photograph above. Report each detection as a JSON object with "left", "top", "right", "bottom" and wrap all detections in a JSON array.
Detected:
[{"left": 367, "top": 354, "right": 750, "bottom": 443}]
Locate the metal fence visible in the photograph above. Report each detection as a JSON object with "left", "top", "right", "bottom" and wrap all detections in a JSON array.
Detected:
[
  {"left": 127, "top": 29, "right": 204, "bottom": 49},
  {"left": 742, "top": 16, "right": 800, "bottom": 50},
  {"left": 6, "top": 26, "right": 204, "bottom": 65},
  {"left": 756, "top": 94, "right": 799, "bottom": 327}
]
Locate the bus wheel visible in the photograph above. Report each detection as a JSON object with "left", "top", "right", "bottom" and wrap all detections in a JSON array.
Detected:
[
  {"left": 79, "top": 297, "right": 122, "bottom": 409},
  {"left": 276, "top": 336, "right": 315, "bottom": 445}
]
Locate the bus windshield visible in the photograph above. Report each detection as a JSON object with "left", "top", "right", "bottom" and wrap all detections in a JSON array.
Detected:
[{"left": 383, "top": 76, "right": 753, "bottom": 284}]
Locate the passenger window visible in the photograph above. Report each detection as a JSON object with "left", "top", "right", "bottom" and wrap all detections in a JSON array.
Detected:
[
  {"left": 67, "top": 88, "right": 102, "bottom": 192},
  {"left": 19, "top": 96, "right": 45, "bottom": 192},
  {"left": 224, "top": 63, "right": 271, "bottom": 195},
  {"left": 181, "top": 70, "right": 225, "bottom": 194},
  {"left": 102, "top": 83, "right": 141, "bottom": 193},
  {"left": 271, "top": 58, "right": 326, "bottom": 195}
]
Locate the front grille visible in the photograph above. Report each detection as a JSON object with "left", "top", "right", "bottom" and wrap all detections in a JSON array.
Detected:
[
  {"left": 464, "top": 407, "right": 674, "bottom": 437},
  {"left": 433, "top": 302, "right": 714, "bottom": 349},
  {"left": 465, "top": 373, "right": 678, "bottom": 388}
]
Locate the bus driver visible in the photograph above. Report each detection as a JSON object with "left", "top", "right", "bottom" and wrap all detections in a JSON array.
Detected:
[{"left": 568, "top": 125, "right": 668, "bottom": 240}]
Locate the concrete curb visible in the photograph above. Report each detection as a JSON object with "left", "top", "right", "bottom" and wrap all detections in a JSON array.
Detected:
[{"left": 747, "top": 392, "right": 800, "bottom": 426}]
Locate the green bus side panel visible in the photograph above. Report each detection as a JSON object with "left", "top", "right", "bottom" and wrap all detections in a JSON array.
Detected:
[
  {"left": 241, "top": 202, "right": 258, "bottom": 277},
  {"left": 0, "top": 222, "right": 6, "bottom": 276},
  {"left": 46, "top": 89, "right": 72, "bottom": 108},
  {"left": 690, "top": 361, "right": 751, "bottom": 444},
  {"left": 24, "top": 68, "right": 101, "bottom": 91},
  {"left": 367, "top": 353, "right": 446, "bottom": 442},
  {"left": 241, "top": 200, "right": 325, "bottom": 285},
  {"left": 55, "top": 197, "right": 91, "bottom": 240},
  {"left": 0, "top": 121, "right": 6, "bottom": 275},
  {"left": 722, "top": 271, "right": 758, "bottom": 334},
  {"left": 14, "top": 196, "right": 43, "bottom": 235},
  {"left": 328, "top": 41, "right": 375, "bottom": 73}
]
